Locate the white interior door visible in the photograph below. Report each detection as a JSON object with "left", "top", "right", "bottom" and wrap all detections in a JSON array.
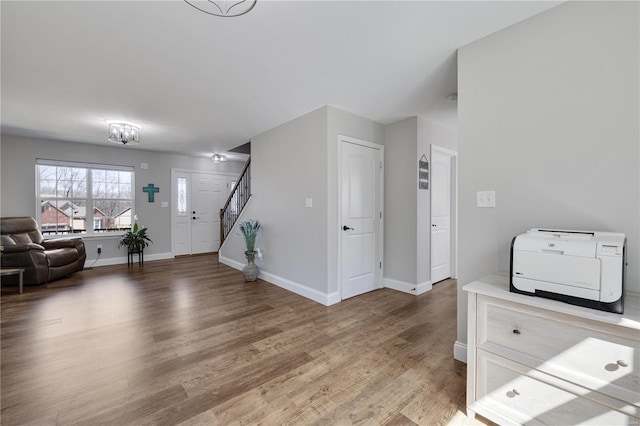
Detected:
[
  {"left": 340, "top": 139, "right": 382, "bottom": 300},
  {"left": 172, "top": 171, "right": 225, "bottom": 256},
  {"left": 431, "top": 148, "right": 453, "bottom": 283}
]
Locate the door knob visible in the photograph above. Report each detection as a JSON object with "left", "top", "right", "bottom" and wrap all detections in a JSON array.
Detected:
[{"left": 343, "top": 225, "right": 354, "bottom": 231}]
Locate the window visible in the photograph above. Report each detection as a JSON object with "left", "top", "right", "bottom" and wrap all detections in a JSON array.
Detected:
[
  {"left": 37, "top": 160, "right": 134, "bottom": 236},
  {"left": 177, "top": 177, "right": 187, "bottom": 216}
]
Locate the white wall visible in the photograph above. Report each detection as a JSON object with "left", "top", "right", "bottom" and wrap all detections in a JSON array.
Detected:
[
  {"left": 417, "top": 117, "right": 458, "bottom": 287},
  {"left": 382, "top": 116, "right": 457, "bottom": 291},
  {"left": 326, "top": 106, "right": 386, "bottom": 295},
  {"left": 457, "top": 1, "right": 639, "bottom": 350},
  {"left": 220, "top": 105, "right": 384, "bottom": 304},
  {"left": 0, "top": 134, "right": 244, "bottom": 264},
  {"left": 220, "top": 107, "right": 329, "bottom": 297},
  {"left": 384, "top": 118, "right": 418, "bottom": 285}
]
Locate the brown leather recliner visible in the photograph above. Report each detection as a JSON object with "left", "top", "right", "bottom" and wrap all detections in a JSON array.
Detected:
[{"left": 1, "top": 217, "right": 86, "bottom": 285}]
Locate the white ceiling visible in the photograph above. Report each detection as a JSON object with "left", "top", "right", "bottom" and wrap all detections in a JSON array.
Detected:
[{"left": 1, "top": 0, "right": 560, "bottom": 159}]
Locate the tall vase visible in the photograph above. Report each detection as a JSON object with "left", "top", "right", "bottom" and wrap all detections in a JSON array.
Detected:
[{"left": 243, "top": 251, "right": 259, "bottom": 282}]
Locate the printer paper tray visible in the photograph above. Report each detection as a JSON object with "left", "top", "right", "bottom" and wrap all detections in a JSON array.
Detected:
[{"left": 512, "top": 251, "right": 600, "bottom": 290}]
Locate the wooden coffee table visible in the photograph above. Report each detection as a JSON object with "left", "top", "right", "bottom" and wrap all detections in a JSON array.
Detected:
[{"left": 0, "top": 268, "right": 24, "bottom": 294}]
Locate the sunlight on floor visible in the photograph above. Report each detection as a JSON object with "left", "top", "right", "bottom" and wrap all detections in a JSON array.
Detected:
[{"left": 447, "top": 410, "right": 489, "bottom": 426}]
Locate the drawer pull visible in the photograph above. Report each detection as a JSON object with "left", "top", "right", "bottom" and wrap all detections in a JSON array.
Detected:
[
  {"left": 506, "top": 389, "right": 520, "bottom": 398},
  {"left": 512, "top": 329, "right": 521, "bottom": 335}
]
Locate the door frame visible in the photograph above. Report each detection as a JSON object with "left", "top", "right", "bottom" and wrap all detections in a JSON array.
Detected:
[
  {"left": 170, "top": 168, "right": 239, "bottom": 257},
  {"left": 429, "top": 145, "right": 458, "bottom": 280},
  {"left": 337, "top": 135, "right": 385, "bottom": 300}
]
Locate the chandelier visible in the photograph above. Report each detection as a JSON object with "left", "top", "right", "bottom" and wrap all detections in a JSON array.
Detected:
[
  {"left": 211, "top": 153, "right": 227, "bottom": 163},
  {"left": 108, "top": 122, "right": 141, "bottom": 145},
  {"left": 184, "top": 0, "right": 257, "bottom": 17}
]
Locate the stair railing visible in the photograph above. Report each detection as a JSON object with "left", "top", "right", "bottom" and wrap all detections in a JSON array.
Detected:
[{"left": 220, "top": 156, "right": 251, "bottom": 244}]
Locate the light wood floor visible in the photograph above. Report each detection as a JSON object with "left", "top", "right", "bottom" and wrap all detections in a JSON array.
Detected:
[{"left": 1, "top": 255, "right": 482, "bottom": 425}]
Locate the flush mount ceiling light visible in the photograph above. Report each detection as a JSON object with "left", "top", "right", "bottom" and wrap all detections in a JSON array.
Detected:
[
  {"left": 211, "top": 153, "right": 227, "bottom": 163},
  {"left": 107, "top": 121, "right": 141, "bottom": 145},
  {"left": 184, "top": 0, "right": 257, "bottom": 17}
]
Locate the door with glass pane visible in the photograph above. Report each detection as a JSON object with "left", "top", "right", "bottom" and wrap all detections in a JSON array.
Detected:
[
  {"left": 173, "top": 172, "right": 191, "bottom": 256},
  {"left": 172, "top": 171, "right": 225, "bottom": 256}
]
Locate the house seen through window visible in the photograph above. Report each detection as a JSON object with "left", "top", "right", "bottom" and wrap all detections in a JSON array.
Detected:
[{"left": 37, "top": 160, "right": 134, "bottom": 236}]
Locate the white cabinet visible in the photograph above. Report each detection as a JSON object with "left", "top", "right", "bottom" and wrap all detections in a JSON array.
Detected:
[{"left": 465, "top": 275, "right": 640, "bottom": 425}]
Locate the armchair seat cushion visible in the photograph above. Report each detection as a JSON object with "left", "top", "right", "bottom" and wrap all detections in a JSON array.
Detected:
[{"left": 46, "top": 248, "right": 81, "bottom": 267}]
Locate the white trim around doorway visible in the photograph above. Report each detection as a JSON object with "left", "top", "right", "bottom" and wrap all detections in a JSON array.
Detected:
[
  {"left": 429, "top": 145, "right": 458, "bottom": 281},
  {"left": 336, "top": 135, "right": 385, "bottom": 301}
]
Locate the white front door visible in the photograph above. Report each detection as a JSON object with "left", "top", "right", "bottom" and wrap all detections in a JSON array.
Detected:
[
  {"left": 172, "top": 171, "right": 225, "bottom": 256},
  {"left": 340, "top": 139, "right": 383, "bottom": 300},
  {"left": 191, "top": 173, "right": 225, "bottom": 254},
  {"left": 430, "top": 148, "right": 453, "bottom": 283}
]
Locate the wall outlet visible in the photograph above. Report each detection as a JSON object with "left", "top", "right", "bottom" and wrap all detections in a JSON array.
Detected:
[
  {"left": 97, "top": 244, "right": 102, "bottom": 254},
  {"left": 476, "top": 190, "right": 496, "bottom": 208},
  {"left": 256, "top": 248, "right": 262, "bottom": 259}
]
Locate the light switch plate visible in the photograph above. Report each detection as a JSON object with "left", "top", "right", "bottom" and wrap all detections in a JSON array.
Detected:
[
  {"left": 140, "top": 163, "right": 148, "bottom": 170},
  {"left": 305, "top": 198, "right": 313, "bottom": 208},
  {"left": 161, "top": 201, "right": 168, "bottom": 208},
  {"left": 477, "top": 191, "right": 496, "bottom": 208}
]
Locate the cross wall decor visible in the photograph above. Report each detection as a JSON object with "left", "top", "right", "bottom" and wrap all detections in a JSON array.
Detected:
[{"left": 143, "top": 184, "right": 160, "bottom": 202}]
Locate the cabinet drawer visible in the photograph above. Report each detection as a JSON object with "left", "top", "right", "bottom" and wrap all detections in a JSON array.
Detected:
[
  {"left": 476, "top": 350, "right": 639, "bottom": 425},
  {"left": 477, "top": 295, "right": 640, "bottom": 407}
]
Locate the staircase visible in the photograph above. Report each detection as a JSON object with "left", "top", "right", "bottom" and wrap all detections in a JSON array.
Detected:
[{"left": 220, "top": 156, "right": 251, "bottom": 244}]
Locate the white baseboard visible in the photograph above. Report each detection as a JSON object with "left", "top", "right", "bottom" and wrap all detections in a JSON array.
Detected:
[
  {"left": 384, "top": 278, "right": 417, "bottom": 294},
  {"left": 218, "top": 254, "right": 244, "bottom": 271},
  {"left": 384, "top": 278, "right": 432, "bottom": 296},
  {"left": 259, "top": 270, "right": 340, "bottom": 307},
  {"left": 218, "top": 255, "right": 339, "bottom": 306},
  {"left": 84, "top": 252, "right": 174, "bottom": 268},
  {"left": 453, "top": 340, "right": 467, "bottom": 363},
  {"left": 416, "top": 280, "right": 432, "bottom": 295}
]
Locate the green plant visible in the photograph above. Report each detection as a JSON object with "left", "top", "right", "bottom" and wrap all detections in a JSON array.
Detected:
[
  {"left": 239, "top": 220, "right": 261, "bottom": 252},
  {"left": 118, "top": 223, "right": 152, "bottom": 252}
]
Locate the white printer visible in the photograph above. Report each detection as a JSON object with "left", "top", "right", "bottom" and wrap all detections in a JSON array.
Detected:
[{"left": 510, "top": 229, "right": 626, "bottom": 314}]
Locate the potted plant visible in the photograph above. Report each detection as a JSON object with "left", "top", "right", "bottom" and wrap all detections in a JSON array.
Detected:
[
  {"left": 118, "top": 223, "right": 152, "bottom": 257},
  {"left": 239, "top": 219, "right": 261, "bottom": 281}
]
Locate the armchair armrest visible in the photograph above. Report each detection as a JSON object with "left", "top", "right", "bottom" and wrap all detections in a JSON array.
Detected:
[
  {"left": 42, "top": 238, "right": 86, "bottom": 260},
  {"left": 2, "top": 243, "right": 45, "bottom": 253},
  {"left": 42, "top": 238, "right": 83, "bottom": 250},
  {"left": 1, "top": 242, "right": 49, "bottom": 284}
]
